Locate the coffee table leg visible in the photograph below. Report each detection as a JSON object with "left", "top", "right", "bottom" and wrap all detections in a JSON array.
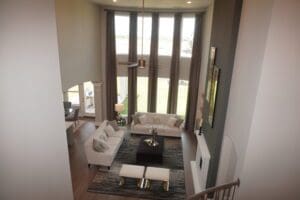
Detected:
[
  {"left": 144, "top": 179, "right": 151, "bottom": 190},
  {"left": 119, "top": 177, "right": 125, "bottom": 186},
  {"left": 137, "top": 178, "right": 145, "bottom": 189}
]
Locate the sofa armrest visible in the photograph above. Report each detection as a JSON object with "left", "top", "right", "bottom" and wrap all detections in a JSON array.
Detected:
[
  {"left": 131, "top": 120, "right": 136, "bottom": 129},
  {"left": 179, "top": 121, "right": 185, "bottom": 129}
]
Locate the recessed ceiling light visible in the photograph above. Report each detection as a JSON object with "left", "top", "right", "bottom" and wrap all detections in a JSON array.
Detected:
[
  {"left": 187, "top": 1, "right": 192, "bottom": 4},
  {"left": 113, "top": 0, "right": 117, "bottom": 2}
]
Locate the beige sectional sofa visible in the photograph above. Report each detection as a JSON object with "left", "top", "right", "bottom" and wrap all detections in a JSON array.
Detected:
[
  {"left": 84, "top": 120, "right": 125, "bottom": 168},
  {"left": 131, "top": 112, "right": 184, "bottom": 138}
]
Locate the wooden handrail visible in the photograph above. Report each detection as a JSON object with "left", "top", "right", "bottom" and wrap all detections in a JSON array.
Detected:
[{"left": 187, "top": 179, "right": 240, "bottom": 200}]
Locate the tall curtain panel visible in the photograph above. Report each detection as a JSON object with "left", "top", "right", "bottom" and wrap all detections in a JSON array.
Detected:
[
  {"left": 105, "top": 10, "right": 118, "bottom": 120},
  {"left": 127, "top": 12, "right": 138, "bottom": 123},
  {"left": 147, "top": 13, "right": 159, "bottom": 112},
  {"left": 167, "top": 13, "right": 182, "bottom": 114},
  {"left": 185, "top": 13, "right": 203, "bottom": 131}
]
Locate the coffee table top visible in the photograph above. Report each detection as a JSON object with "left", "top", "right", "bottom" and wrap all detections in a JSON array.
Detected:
[{"left": 137, "top": 136, "right": 164, "bottom": 155}]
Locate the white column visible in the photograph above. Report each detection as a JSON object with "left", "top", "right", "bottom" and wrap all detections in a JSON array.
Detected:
[
  {"left": 78, "top": 83, "right": 85, "bottom": 117},
  {"left": 93, "top": 82, "right": 103, "bottom": 126}
]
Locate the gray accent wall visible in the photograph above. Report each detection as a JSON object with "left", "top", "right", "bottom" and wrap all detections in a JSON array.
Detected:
[{"left": 202, "top": 0, "right": 243, "bottom": 188}]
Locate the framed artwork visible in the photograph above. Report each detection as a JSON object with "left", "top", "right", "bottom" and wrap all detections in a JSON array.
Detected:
[
  {"left": 208, "top": 66, "right": 220, "bottom": 127},
  {"left": 206, "top": 47, "right": 217, "bottom": 101}
]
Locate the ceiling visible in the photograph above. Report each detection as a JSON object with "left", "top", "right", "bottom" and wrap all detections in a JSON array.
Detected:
[{"left": 91, "top": 0, "right": 211, "bottom": 10}]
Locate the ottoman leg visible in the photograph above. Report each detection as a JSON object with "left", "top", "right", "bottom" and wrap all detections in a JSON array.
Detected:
[
  {"left": 144, "top": 179, "right": 151, "bottom": 190},
  {"left": 137, "top": 178, "right": 145, "bottom": 189},
  {"left": 119, "top": 177, "right": 125, "bottom": 186},
  {"left": 163, "top": 181, "right": 169, "bottom": 191}
]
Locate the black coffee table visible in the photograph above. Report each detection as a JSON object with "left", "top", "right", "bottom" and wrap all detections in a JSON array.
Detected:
[{"left": 136, "top": 136, "right": 164, "bottom": 165}]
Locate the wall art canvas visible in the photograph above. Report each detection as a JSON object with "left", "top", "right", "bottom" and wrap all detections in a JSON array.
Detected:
[
  {"left": 206, "top": 47, "right": 216, "bottom": 101},
  {"left": 208, "top": 66, "right": 220, "bottom": 127}
]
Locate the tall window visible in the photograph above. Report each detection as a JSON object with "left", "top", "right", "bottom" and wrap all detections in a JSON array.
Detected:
[
  {"left": 177, "top": 80, "right": 189, "bottom": 116},
  {"left": 180, "top": 16, "right": 195, "bottom": 57},
  {"left": 177, "top": 15, "right": 195, "bottom": 116},
  {"left": 137, "top": 77, "right": 148, "bottom": 112},
  {"left": 83, "top": 81, "right": 95, "bottom": 114},
  {"left": 137, "top": 15, "right": 152, "bottom": 55},
  {"left": 115, "top": 14, "right": 130, "bottom": 55},
  {"left": 156, "top": 15, "right": 174, "bottom": 113},
  {"left": 156, "top": 78, "right": 170, "bottom": 113},
  {"left": 117, "top": 77, "right": 128, "bottom": 116},
  {"left": 115, "top": 14, "right": 129, "bottom": 116},
  {"left": 67, "top": 85, "right": 79, "bottom": 105},
  {"left": 137, "top": 15, "right": 151, "bottom": 112},
  {"left": 158, "top": 16, "right": 174, "bottom": 56}
]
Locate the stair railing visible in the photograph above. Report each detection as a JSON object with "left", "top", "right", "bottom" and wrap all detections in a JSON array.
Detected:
[{"left": 187, "top": 179, "right": 240, "bottom": 200}]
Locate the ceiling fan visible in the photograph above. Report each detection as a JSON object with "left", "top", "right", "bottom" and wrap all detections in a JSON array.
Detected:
[{"left": 118, "top": 0, "right": 147, "bottom": 69}]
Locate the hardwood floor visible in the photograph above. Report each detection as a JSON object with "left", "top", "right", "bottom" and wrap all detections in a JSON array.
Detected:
[{"left": 68, "top": 120, "right": 197, "bottom": 200}]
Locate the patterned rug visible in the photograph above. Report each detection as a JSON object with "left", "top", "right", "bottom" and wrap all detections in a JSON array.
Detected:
[{"left": 88, "top": 134, "right": 186, "bottom": 200}]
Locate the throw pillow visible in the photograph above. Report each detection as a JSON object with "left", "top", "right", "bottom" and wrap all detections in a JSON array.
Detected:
[
  {"left": 166, "top": 117, "right": 177, "bottom": 127},
  {"left": 139, "top": 115, "right": 147, "bottom": 124},
  {"left": 175, "top": 118, "right": 184, "bottom": 127},
  {"left": 139, "top": 115, "right": 153, "bottom": 124},
  {"left": 93, "top": 137, "right": 110, "bottom": 152},
  {"left": 107, "top": 120, "right": 120, "bottom": 131},
  {"left": 100, "top": 120, "right": 108, "bottom": 129},
  {"left": 98, "top": 132, "right": 108, "bottom": 141},
  {"left": 132, "top": 114, "right": 141, "bottom": 124},
  {"left": 104, "top": 125, "right": 118, "bottom": 137},
  {"left": 153, "top": 117, "right": 161, "bottom": 124},
  {"left": 94, "top": 128, "right": 108, "bottom": 141}
]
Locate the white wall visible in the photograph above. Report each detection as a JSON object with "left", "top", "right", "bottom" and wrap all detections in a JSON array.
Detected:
[
  {"left": 217, "top": 0, "right": 274, "bottom": 184},
  {"left": 0, "top": 1, "right": 73, "bottom": 199},
  {"left": 238, "top": 1, "right": 300, "bottom": 199},
  {"left": 55, "top": 0, "right": 102, "bottom": 91},
  {"left": 219, "top": 0, "right": 300, "bottom": 199}
]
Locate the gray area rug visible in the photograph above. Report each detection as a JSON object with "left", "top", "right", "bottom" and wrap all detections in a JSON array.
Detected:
[{"left": 88, "top": 134, "right": 186, "bottom": 200}]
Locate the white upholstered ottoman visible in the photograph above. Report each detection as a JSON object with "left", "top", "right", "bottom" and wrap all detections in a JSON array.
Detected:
[
  {"left": 145, "top": 167, "right": 170, "bottom": 191},
  {"left": 119, "top": 164, "right": 145, "bottom": 188}
]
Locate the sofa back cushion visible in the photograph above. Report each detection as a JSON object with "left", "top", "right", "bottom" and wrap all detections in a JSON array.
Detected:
[
  {"left": 166, "top": 117, "right": 178, "bottom": 127},
  {"left": 139, "top": 114, "right": 154, "bottom": 124},
  {"left": 104, "top": 125, "right": 119, "bottom": 137},
  {"left": 136, "top": 112, "right": 177, "bottom": 125}
]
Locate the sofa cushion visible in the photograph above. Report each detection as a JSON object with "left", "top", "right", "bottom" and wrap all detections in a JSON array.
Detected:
[
  {"left": 100, "top": 120, "right": 108, "bottom": 129},
  {"left": 94, "top": 128, "right": 108, "bottom": 141},
  {"left": 93, "top": 137, "right": 110, "bottom": 152},
  {"left": 104, "top": 125, "right": 118, "bottom": 137},
  {"left": 175, "top": 118, "right": 184, "bottom": 127},
  {"left": 166, "top": 117, "right": 177, "bottom": 127},
  {"left": 106, "top": 137, "right": 122, "bottom": 145},
  {"left": 107, "top": 120, "right": 120, "bottom": 131},
  {"left": 114, "top": 130, "right": 125, "bottom": 139},
  {"left": 139, "top": 114, "right": 153, "bottom": 125},
  {"left": 132, "top": 113, "right": 141, "bottom": 124}
]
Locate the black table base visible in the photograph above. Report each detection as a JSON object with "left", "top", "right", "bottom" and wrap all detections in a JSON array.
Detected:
[{"left": 136, "top": 136, "right": 164, "bottom": 165}]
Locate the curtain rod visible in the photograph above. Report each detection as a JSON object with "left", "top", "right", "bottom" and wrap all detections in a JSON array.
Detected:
[{"left": 103, "top": 6, "right": 206, "bottom": 14}]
